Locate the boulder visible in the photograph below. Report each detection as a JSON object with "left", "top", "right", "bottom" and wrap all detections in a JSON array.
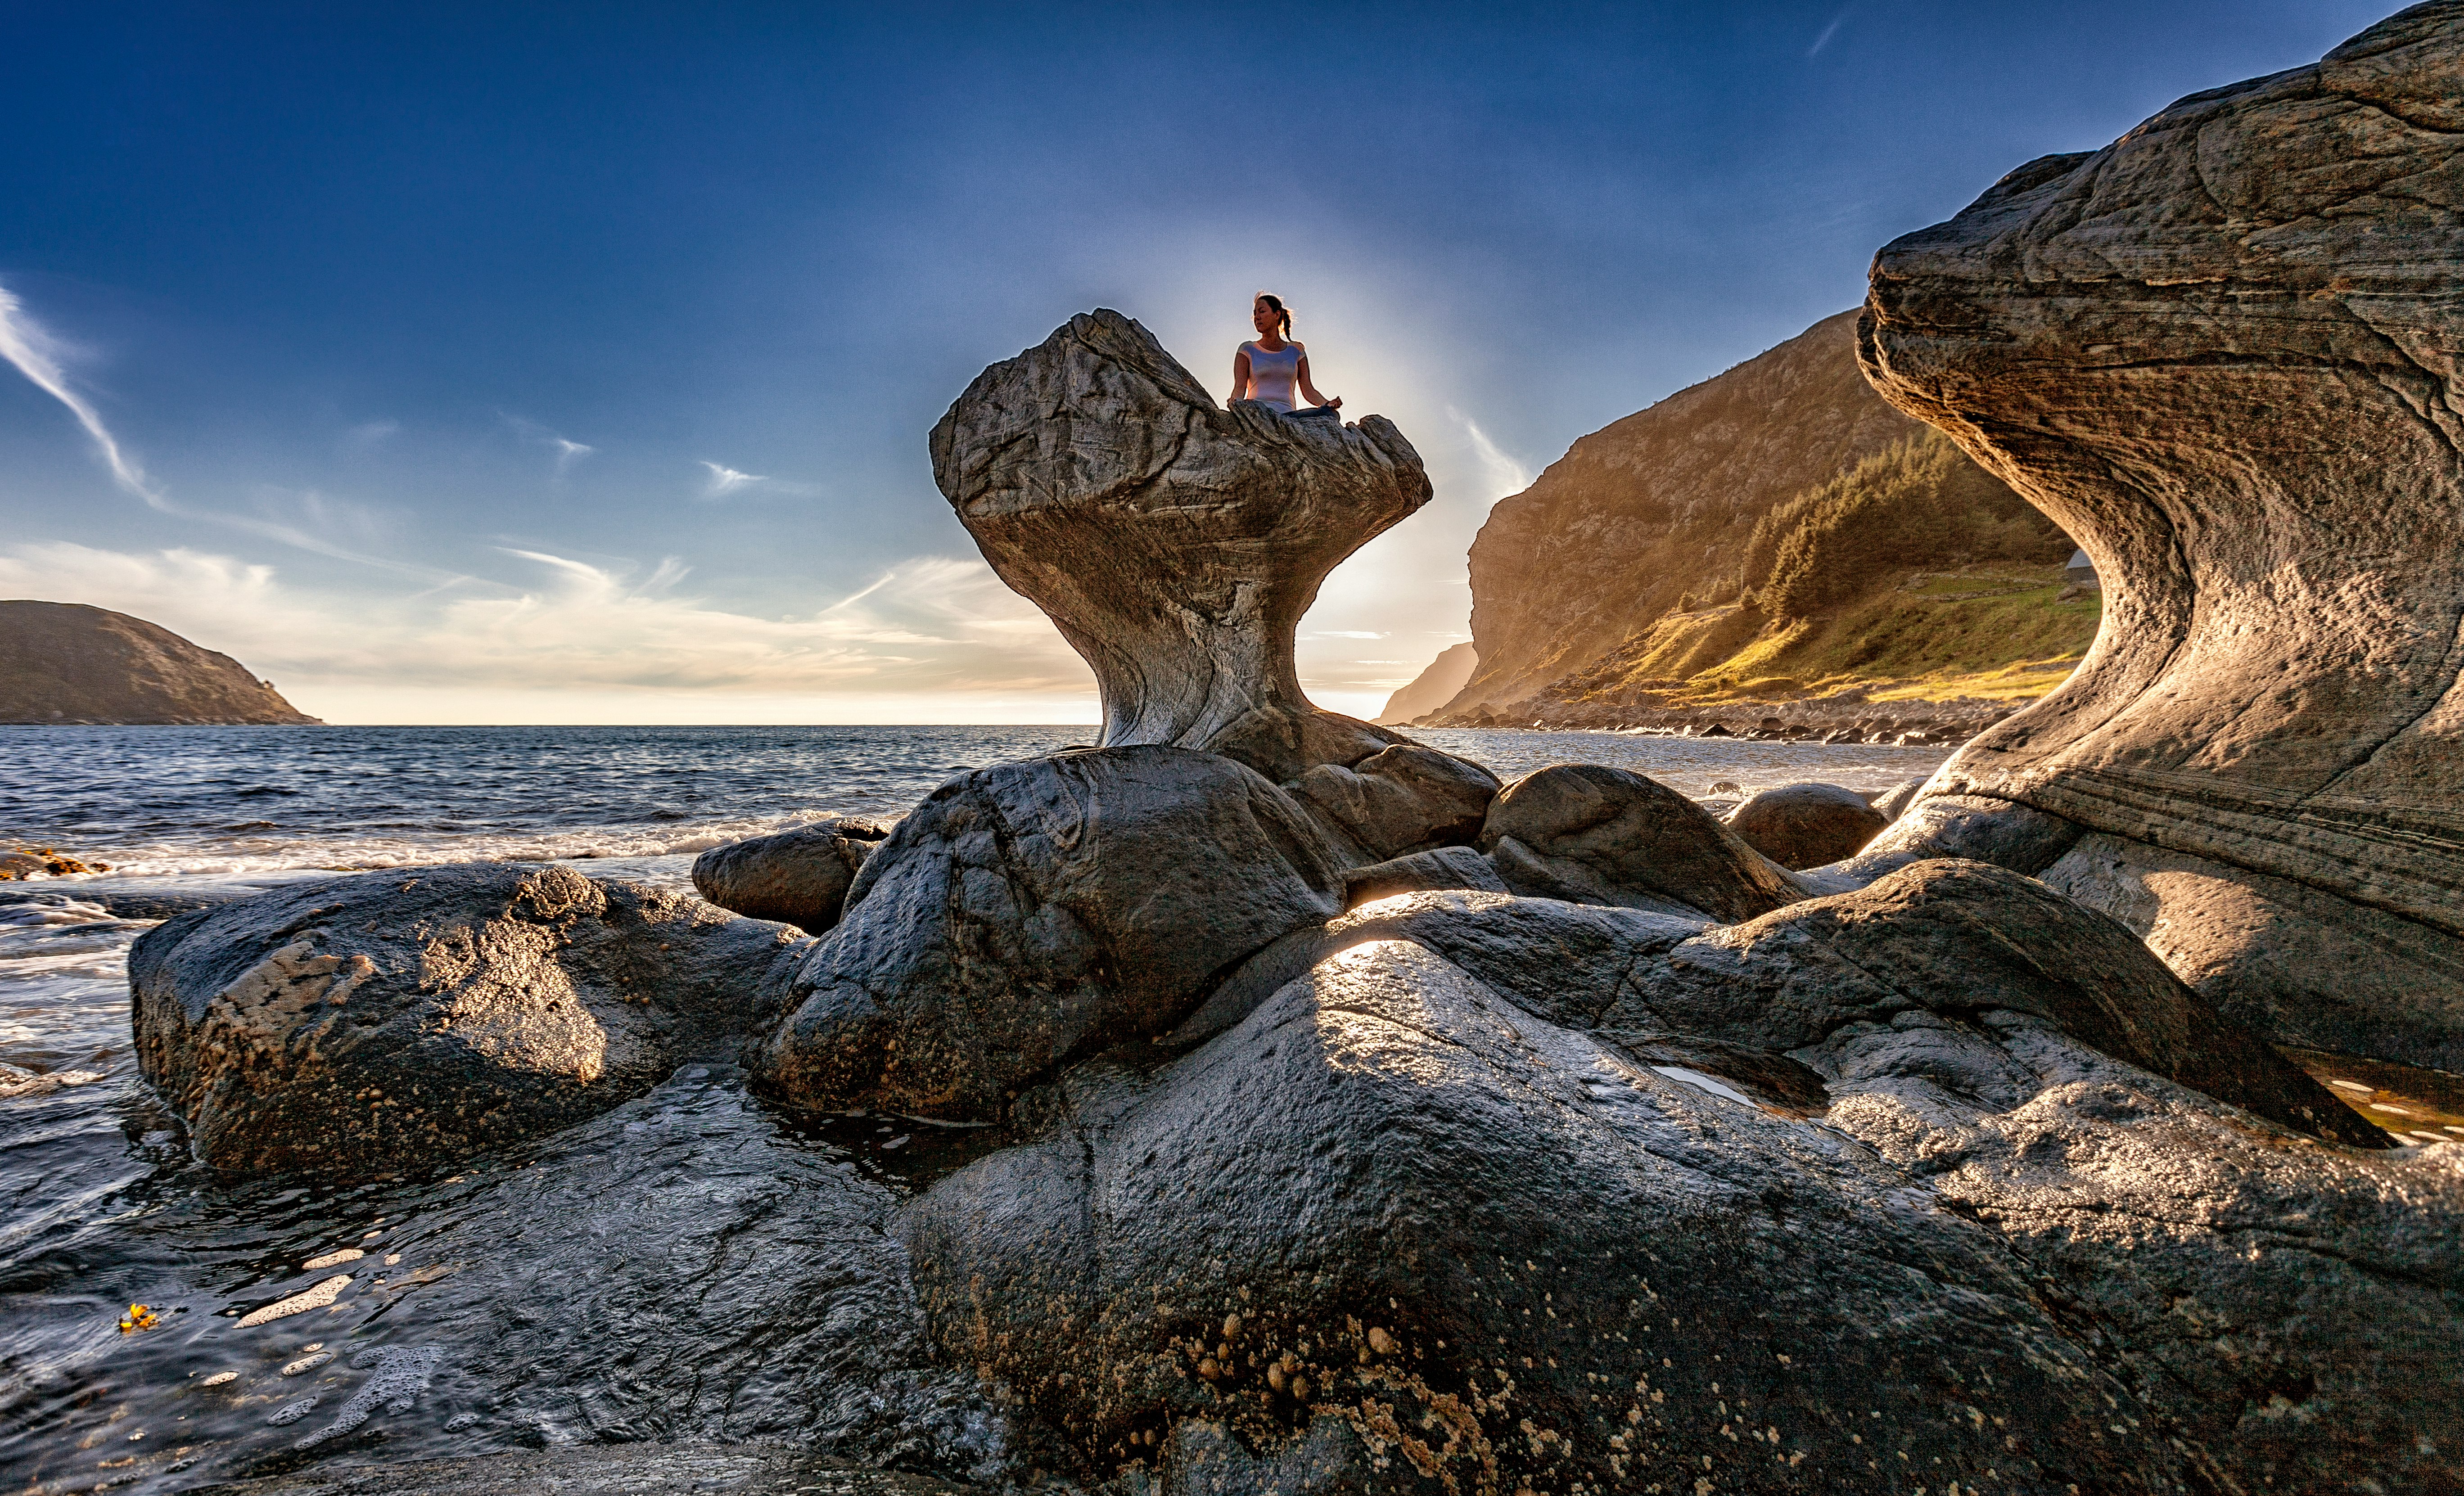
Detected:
[
  {"left": 1862, "top": 791, "right": 2084, "bottom": 874},
  {"left": 691, "top": 816, "right": 889, "bottom": 933},
  {"left": 1870, "top": 776, "right": 1922, "bottom": 822},
  {"left": 902, "top": 907, "right": 2439, "bottom": 1496},
  {"left": 129, "top": 864, "right": 812, "bottom": 1172},
  {"left": 1477, "top": 762, "right": 1804, "bottom": 922},
  {"left": 751, "top": 747, "right": 1344, "bottom": 1119},
  {"left": 1859, "top": 2, "right": 2464, "bottom": 1065},
  {"left": 1291, "top": 743, "right": 1500, "bottom": 862},
  {"left": 1337, "top": 845, "right": 1508, "bottom": 910},
  {"left": 929, "top": 309, "right": 1432, "bottom": 786},
  {"left": 1721, "top": 781, "right": 1888, "bottom": 868}
]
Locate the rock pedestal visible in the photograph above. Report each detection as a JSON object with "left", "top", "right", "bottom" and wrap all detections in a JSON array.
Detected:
[
  {"left": 1860, "top": 1, "right": 2464, "bottom": 1065},
  {"left": 929, "top": 309, "right": 1432, "bottom": 785}
]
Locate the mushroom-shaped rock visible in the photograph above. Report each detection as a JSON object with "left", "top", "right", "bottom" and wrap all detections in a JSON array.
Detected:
[
  {"left": 751, "top": 747, "right": 1345, "bottom": 1119},
  {"left": 1477, "top": 762, "right": 1805, "bottom": 921},
  {"left": 691, "top": 816, "right": 889, "bottom": 934},
  {"left": 130, "top": 865, "right": 812, "bottom": 1172},
  {"left": 928, "top": 309, "right": 1432, "bottom": 786},
  {"left": 1858, "top": 2, "right": 2464, "bottom": 1065},
  {"left": 1722, "top": 782, "right": 1888, "bottom": 869}
]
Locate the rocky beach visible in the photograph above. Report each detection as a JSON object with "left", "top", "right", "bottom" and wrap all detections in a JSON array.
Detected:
[{"left": 2, "top": 6, "right": 2461, "bottom": 1495}]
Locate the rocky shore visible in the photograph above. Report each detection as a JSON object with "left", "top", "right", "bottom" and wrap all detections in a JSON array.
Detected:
[
  {"left": 1417, "top": 688, "right": 2015, "bottom": 743},
  {"left": 95, "top": 10, "right": 2464, "bottom": 1492}
]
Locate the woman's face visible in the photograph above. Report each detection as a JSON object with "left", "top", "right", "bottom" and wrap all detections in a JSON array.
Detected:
[{"left": 1252, "top": 300, "right": 1279, "bottom": 339}]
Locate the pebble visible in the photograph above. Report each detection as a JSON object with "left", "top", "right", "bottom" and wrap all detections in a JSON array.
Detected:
[
  {"left": 201, "top": 1372, "right": 238, "bottom": 1387},
  {"left": 302, "top": 1248, "right": 365, "bottom": 1271},
  {"left": 282, "top": 1351, "right": 334, "bottom": 1376},
  {"left": 266, "top": 1397, "right": 319, "bottom": 1426},
  {"left": 239, "top": 1275, "right": 353, "bottom": 1327}
]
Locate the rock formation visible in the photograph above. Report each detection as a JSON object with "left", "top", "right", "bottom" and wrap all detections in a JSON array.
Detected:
[
  {"left": 1723, "top": 782, "right": 1889, "bottom": 869},
  {"left": 0, "top": 600, "right": 320, "bottom": 724},
  {"left": 930, "top": 310, "right": 1430, "bottom": 785},
  {"left": 1860, "top": 0, "right": 2464, "bottom": 1068},
  {"left": 131, "top": 864, "right": 808, "bottom": 1171},
  {"left": 1478, "top": 763, "right": 1806, "bottom": 921},
  {"left": 692, "top": 816, "right": 889, "bottom": 933},
  {"left": 753, "top": 748, "right": 1345, "bottom": 1119},
  {"left": 906, "top": 869, "right": 2419, "bottom": 1496}
]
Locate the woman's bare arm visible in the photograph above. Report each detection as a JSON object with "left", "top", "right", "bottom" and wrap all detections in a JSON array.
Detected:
[
  {"left": 1296, "top": 347, "right": 1341, "bottom": 409},
  {"left": 1229, "top": 347, "right": 1250, "bottom": 404}
]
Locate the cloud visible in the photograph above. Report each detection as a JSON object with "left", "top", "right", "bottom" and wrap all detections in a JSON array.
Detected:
[
  {"left": 501, "top": 413, "right": 596, "bottom": 476},
  {"left": 1455, "top": 411, "right": 1534, "bottom": 501},
  {"left": 1809, "top": 5, "right": 1851, "bottom": 56},
  {"left": 1309, "top": 630, "right": 1389, "bottom": 639},
  {"left": 0, "top": 277, "right": 167, "bottom": 506},
  {"left": 0, "top": 278, "right": 461, "bottom": 581},
  {"left": 699, "top": 460, "right": 766, "bottom": 498},
  {"left": 0, "top": 539, "right": 1091, "bottom": 710},
  {"left": 345, "top": 419, "right": 401, "bottom": 447}
]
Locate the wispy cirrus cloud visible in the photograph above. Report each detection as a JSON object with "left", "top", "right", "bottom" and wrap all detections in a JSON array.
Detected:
[
  {"left": 0, "top": 277, "right": 469, "bottom": 583},
  {"left": 699, "top": 459, "right": 823, "bottom": 500},
  {"left": 0, "top": 539, "right": 1088, "bottom": 710},
  {"left": 501, "top": 413, "right": 596, "bottom": 477},
  {"left": 1808, "top": 5, "right": 1852, "bottom": 57},
  {"left": 699, "top": 460, "right": 766, "bottom": 498},
  {"left": 0, "top": 278, "right": 167, "bottom": 507}
]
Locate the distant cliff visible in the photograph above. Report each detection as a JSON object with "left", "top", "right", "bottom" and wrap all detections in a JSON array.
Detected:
[
  {"left": 1444, "top": 310, "right": 1937, "bottom": 714},
  {"left": 0, "top": 602, "right": 321, "bottom": 725},
  {"left": 1375, "top": 642, "right": 1476, "bottom": 724}
]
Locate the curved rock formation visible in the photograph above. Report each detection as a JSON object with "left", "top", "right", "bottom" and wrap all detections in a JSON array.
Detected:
[
  {"left": 0, "top": 600, "right": 320, "bottom": 724},
  {"left": 1860, "top": 1, "right": 2464, "bottom": 1065},
  {"left": 929, "top": 309, "right": 1431, "bottom": 785},
  {"left": 131, "top": 865, "right": 809, "bottom": 1171}
]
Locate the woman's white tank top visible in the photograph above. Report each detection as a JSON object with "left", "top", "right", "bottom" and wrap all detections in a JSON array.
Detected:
[{"left": 1243, "top": 341, "right": 1301, "bottom": 412}]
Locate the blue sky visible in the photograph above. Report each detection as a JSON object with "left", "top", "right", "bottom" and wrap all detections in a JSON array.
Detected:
[{"left": 0, "top": 0, "right": 2393, "bottom": 722}]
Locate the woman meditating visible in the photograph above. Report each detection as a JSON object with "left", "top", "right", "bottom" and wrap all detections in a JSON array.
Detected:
[{"left": 1231, "top": 293, "right": 1342, "bottom": 418}]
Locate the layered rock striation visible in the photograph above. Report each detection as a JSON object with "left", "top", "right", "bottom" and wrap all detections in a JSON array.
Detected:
[
  {"left": 1861, "top": 0, "right": 2464, "bottom": 1067},
  {"left": 1, "top": 600, "right": 320, "bottom": 725}
]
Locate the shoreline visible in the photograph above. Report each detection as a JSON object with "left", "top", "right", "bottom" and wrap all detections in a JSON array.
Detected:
[{"left": 1411, "top": 691, "right": 2025, "bottom": 745}]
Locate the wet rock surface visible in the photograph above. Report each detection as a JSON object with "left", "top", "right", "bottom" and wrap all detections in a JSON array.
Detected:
[
  {"left": 752, "top": 747, "right": 1343, "bottom": 1119},
  {"left": 190, "top": 1449, "right": 961, "bottom": 1496},
  {"left": 904, "top": 919, "right": 2451, "bottom": 1496},
  {"left": 691, "top": 817, "right": 889, "bottom": 934},
  {"left": 1722, "top": 781, "right": 1888, "bottom": 869},
  {"left": 1, "top": 1058, "right": 1007, "bottom": 1494},
  {"left": 1478, "top": 762, "right": 1805, "bottom": 922},
  {"left": 190, "top": 1444, "right": 962, "bottom": 1496},
  {"left": 929, "top": 309, "right": 1431, "bottom": 785},
  {"left": 1860, "top": 1, "right": 2464, "bottom": 1063},
  {"left": 131, "top": 865, "right": 812, "bottom": 1173}
]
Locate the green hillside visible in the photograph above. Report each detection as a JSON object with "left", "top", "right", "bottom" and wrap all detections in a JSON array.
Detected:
[{"left": 1537, "top": 432, "right": 2097, "bottom": 711}]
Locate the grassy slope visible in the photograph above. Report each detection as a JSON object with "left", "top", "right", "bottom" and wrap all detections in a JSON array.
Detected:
[{"left": 1556, "top": 562, "right": 2101, "bottom": 707}]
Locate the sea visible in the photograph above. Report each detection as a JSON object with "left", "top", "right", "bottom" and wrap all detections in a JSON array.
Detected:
[{"left": 0, "top": 725, "right": 1951, "bottom": 1493}]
